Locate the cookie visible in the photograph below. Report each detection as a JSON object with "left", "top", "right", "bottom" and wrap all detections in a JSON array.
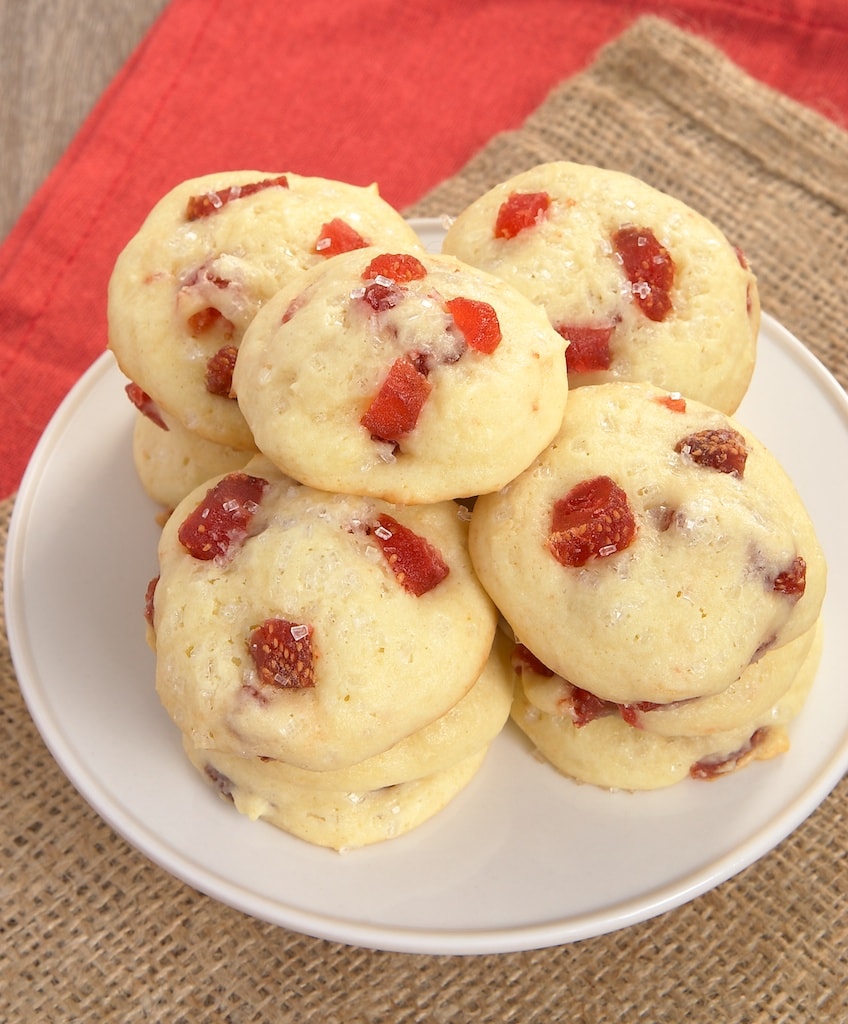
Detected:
[
  {"left": 469, "top": 382, "right": 826, "bottom": 705},
  {"left": 184, "top": 629, "right": 513, "bottom": 793},
  {"left": 520, "top": 617, "right": 819, "bottom": 738},
  {"left": 151, "top": 457, "right": 498, "bottom": 771},
  {"left": 443, "top": 161, "right": 759, "bottom": 413},
  {"left": 184, "top": 740, "right": 488, "bottom": 850},
  {"left": 232, "top": 247, "right": 569, "bottom": 503},
  {"left": 510, "top": 617, "right": 822, "bottom": 790},
  {"left": 132, "top": 409, "right": 255, "bottom": 510},
  {"left": 109, "top": 171, "right": 424, "bottom": 449}
]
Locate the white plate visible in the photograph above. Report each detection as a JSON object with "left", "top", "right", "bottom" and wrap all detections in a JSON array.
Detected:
[{"left": 6, "top": 219, "right": 848, "bottom": 955}]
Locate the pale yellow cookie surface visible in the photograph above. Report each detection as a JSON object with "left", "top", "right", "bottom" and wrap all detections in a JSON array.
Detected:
[
  {"left": 521, "top": 618, "right": 820, "bottom": 737},
  {"left": 186, "top": 629, "right": 513, "bottom": 793},
  {"left": 233, "top": 247, "right": 569, "bottom": 503},
  {"left": 470, "top": 382, "right": 826, "bottom": 704},
  {"left": 443, "top": 161, "right": 759, "bottom": 413},
  {"left": 511, "top": 620, "right": 821, "bottom": 791},
  {"left": 152, "top": 458, "right": 497, "bottom": 771},
  {"left": 109, "top": 171, "right": 424, "bottom": 449},
  {"left": 132, "top": 410, "right": 255, "bottom": 509},
  {"left": 184, "top": 741, "right": 488, "bottom": 850}
]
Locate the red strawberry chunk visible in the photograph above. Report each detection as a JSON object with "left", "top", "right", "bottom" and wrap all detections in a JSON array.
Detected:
[
  {"left": 359, "top": 253, "right": 426, "bottom": 311},
  {"left": 652, "top": 393, "right": 687, "bottom": 413},
  {"left": 612, "top": 225, "right": 674, "bottom": 322},
  {"left": 187, "top": 306, "right": 235, "bottom": 340},
  {"left": 360, "top": 358, "right": 432, "bottom": 443},
  {"left": 511, "top": 643, "right": 555, "bottom": 678},
  {"left": 314, "top": 218, "right": 368, "bottom": 257},
  {"left": 205, "top": 344, "right": 239, "bottom": 397},
  {"left": 446, "top": 296, "right": 502, "bottom": 354},
  {"left": 185, "top": 175, "right": 289, "bottom": 220},
  {"left": 144, "top": 575, "right": 159, "bottom": 628},
  {"left": 494, "top": 191, "right": 551, "bottom": 239},
  {"left": 548, "top": 475, "right": 637, "bottom": 568},
  {"left": 772, "top": 556, "right": 806, "bottom": 600},
  {"left": 249, "top": 618, "right": 315, "bottom": 689},
  {"left": 565, "top": 686, "right": 618, "bottom": 727},
  {"left": 690, "top": 728, "right": 768, "bottom": 779},
  {"left": 178, "top": 472, "right": 268, "bottom": 560},
  {"left": 125, "top": 382, "right": 169, "bottom": 431},
  {"left": 373, "top": 513, "right": 450, "bottom": 596},
  {"left": 557, "top": 323, "right": 615, "bottom": 373},
  {"left": 675, "top": 428, "right": 748, "bottom": 477},
  {"left": 362, "top": 252, "right": 427, "bottom": 283}
]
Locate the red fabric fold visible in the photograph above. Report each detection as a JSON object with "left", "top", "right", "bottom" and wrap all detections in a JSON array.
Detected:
[{"left": 1, "top": 0, "right": 846, "bottom": 497}]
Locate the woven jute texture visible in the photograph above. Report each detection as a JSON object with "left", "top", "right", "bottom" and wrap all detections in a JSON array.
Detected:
[{"left": 2, "top": 16, "right": 847, "bottom": 1024}]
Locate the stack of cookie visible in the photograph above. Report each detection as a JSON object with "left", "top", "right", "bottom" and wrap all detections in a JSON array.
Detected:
[
  {"left": 110, "top": 171, "right": 571, "bottom": 847},
  {"left": 109, "top": 161, "right": 826, "bottom": 847},
  {"left": 109, "top": 170, "right": 427, "bottom": 510},
  {"left": 469, "top": 382, "right": 826, "bottom": 790},
  {"left": 150, "top": 454, "right": 514, "bottom": 849}
]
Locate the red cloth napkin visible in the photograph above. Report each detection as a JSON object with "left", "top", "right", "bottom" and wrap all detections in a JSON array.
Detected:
[{"left": 1, "top": 0, "right": 846, "bottom": 498}]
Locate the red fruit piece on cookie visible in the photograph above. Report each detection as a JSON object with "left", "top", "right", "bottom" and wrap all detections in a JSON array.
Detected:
[
  {"left": 548, "top": 475, "right": 637, "bottom": 568},
  {"left": 125, "top": 382, "right": 169, "bottom": 431},
  {"left": 360, "top": 358, "right": 432, "bottom": 443},
  {"left": 494, "top": 191, "right": 551, "bottom": 239},
  {"left": 359, "top": 253, "right": 426, "bottom": 312},
  {"left": 187, "top": 306, "right": 235, "bottom": 340},
  {"left": 652, "top": 393, "right": 687, "bottom": 413},
  {"left": 178, "top": 472, "right": 268, "bottom": 560},
  {"left": 185, "top": 175, "right": 289, "bottom": 220},
  {"left": 557, "top": 323, "right": 615, "bottom": 373},
  {"left": 612, "top": 225, "right": 674, "bottom": 322},
  {"left": 772, "top": 556, "right": 806, "bottom": 600},
  {"left": 675, "top": 428, "right": 748, "bottom": 477},
  {"left": 446, "top": 296, "right": 502, "bottom": 354},
  {"left": 313, "top": 218, "right": 368, "bottom": 257},
  {"left": 249, "top": 618, "right": 315, "bottom": 689},
  {"left": 373, "top": 513, "right": 450, "bottom": 596},
  {"left": 205, "top": 344, "right": 239, "bottom": 397}
]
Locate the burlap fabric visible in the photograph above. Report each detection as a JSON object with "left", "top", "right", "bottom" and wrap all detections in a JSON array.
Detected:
[{"left": 2, "top": 17, "right": 846, "bottom": 1023}]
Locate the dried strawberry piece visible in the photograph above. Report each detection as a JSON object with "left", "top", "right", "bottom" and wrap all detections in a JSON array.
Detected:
[
  {"left": 185, "top": 175, "right": 289, "bottom": 220},
  {"left": 359, "top": 253, "right": 426, "bottom": 312},
  {"left": 177, "top": 472, "right": 268, "bottom": 560},
  {"left": 675, "top": 428, "right": 748, "bottom": 477},
  {"left": 772, "top": 556, "right": 806, "bottom": 600},
  {"left": 494, "top": 191, "right": 551, "bottom": 239},
  {"left": 313, "top": 218, "right": 368, "bottom": 257},
  {"left": 144, "top": 575, "right": 159, "bottom": 628},
  {"left": 204, "top": 764, "right": 235, "bottom": 800},
  {"left": 205, "top": 344, "right": 239, "bottom": 397},
  {"left": 248, "top": 618, "right": 315, "bottom": 689},
  {"left": 548, "top": 476, "right": 637, "bottom": 568},
  {"left": 511, "top": 643, "right": 555, "bottom": 678},
  {"left": 612, "top": 225, "right": 674, "bottom": 322},
  {"left": 363, "top": 252, "right": 427, "bottom": 283},
  {"left": 690, "top": 728, "right": 769, "bottom": 780},
  {"left": 187, "top": 306, "right": 235, "bottom": 340},
  {"left": 125, "top": 382, "right": 169, "bottom": 431},
  {"left": 734, "top": 245, "right": 750, "bottom": 270},
  {"left": 557, "top": 323, "right": 615, "bottom": 373},
  {"left": 652, "top": 393, "right": 687, "bottom": 413},
  {"left": 618, "top": 700, "right": 664, "bottom": 728},
  {"left": 372, "top": 513, "right": 450, "bottom": 595},
  {"left": 360, "top": 358, "right": 432, "bottom": 443},
  {"left": 566, "top": 686, "right": 618, "bottom": 727},
  {"left": 446, "top": 296, "right": 502, "bottom": 354}
]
